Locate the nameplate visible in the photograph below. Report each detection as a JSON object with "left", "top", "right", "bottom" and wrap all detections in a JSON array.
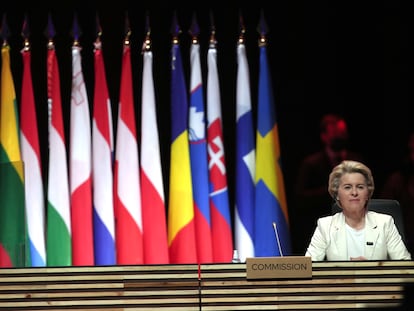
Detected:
[{"left": 246, "top": 256, "right": 312, "bottom": 279}]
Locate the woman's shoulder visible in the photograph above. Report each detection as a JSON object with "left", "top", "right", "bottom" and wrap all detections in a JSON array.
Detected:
[
  {"left": 319, "top": 212, "right": 342, "bottom": 225},
  {"left": 366, "top": 210, "right": 393, "bottom": 223}
]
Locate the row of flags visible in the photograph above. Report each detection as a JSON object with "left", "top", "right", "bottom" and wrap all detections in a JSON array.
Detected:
[{"left": 0, "top": 13, "right": 291, "bottom": 267}]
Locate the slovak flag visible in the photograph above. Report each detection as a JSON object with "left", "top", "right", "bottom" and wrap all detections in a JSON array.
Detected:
[{"left": 206, "top": 38, "right": 233, "bottom": 263}]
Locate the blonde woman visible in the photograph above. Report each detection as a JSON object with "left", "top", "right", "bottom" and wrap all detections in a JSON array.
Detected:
[{"left": 305, "top": 160, "right": 411, "bottom": 261}]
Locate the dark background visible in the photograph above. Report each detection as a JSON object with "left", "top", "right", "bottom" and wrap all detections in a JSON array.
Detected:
[{"left": 1, "top": 2, "right": 412, "bottom": 254}]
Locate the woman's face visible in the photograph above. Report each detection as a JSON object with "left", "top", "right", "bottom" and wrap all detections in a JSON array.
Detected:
[{"left": 337, "top": 172, "right": 369, "bottom": 214}]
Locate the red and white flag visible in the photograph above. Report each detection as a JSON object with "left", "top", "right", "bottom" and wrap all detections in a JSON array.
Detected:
[
  {"left": 114, "top": 41, "right": 143, "bottom": 264},
  {"left": 140, "top": 45, "right": 169, "bottom": 264},
  {"left": 69, "top": 44, "right": 94, "bottom": 265}
]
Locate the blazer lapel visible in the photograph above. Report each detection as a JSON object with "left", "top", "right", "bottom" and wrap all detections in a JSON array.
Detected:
[
  {"left": 332, "top": 213, "right": 348, "bottom": 260},
  {"left": 364, "top": 212, "right": 379, "bottom": 259}
]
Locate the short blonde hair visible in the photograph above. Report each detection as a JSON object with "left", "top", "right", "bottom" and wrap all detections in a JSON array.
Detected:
[{"left": 328, "top": 160, "right": 375, "bottom": 200}]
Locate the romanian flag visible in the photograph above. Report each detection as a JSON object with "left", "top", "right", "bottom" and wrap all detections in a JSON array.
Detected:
[
  {"left": 46, "top": 38, "right": 72, "bottom": 266},
  {"left": 254, "top": 43, "right": 291, "bottom": 257},
  {"left": 114, "top": 40, "right": 143, "bottom": 264},
  {"left": 0, "top": 42, "right": 27, "bottom": 267},
  {"left": 234, "top": 41, "right": 255, "bottom": 262},
  {"left": 140, "top": 41, "right": 169, "bottom": 264},
  {"left": 206, "top": 40, "right": 233, "bottom": 263},
  {"left": 20, "top": 41, "right": 46, "bottom": 267},
  {"left": 69, "top": 44, "right": 94, "bottom": 265},
  {"left": 189, "top": 40, "right": 213, "bottom": 263},
  {"left": 168, "top": 38, "right": 197, "bottom": 264},
  {"left": 92, "top": 40, "right": 116, "bottom": 265}
]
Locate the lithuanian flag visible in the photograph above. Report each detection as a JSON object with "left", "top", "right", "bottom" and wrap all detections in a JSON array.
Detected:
[{"left": 0, "top": 42, "right": 28, "bottom": 267}]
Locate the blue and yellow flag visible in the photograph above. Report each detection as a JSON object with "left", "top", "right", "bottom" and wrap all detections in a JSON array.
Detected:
[{"left": 254, "top": 43, "right": 291, "bottom": 257}]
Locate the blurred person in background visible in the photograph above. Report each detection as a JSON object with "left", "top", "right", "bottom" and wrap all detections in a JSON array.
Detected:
[{"left": 292, "top": 113, "right": 364, "bottom": 254}]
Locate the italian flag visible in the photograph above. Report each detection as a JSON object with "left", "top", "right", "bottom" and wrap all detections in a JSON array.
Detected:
[{"left": 46, "top": 43, "right": 72, "bottom": 266}]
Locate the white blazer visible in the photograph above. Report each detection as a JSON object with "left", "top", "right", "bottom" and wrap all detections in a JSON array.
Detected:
[{"left": 305, "top": 211, "right": 412, "bottom": 261}]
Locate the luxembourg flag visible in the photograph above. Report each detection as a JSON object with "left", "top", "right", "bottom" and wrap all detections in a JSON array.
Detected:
[
  {"left": 114, "top": 40, "right": 143, "bottom": 264},
  {"left": 189, "top": 39, "right": 213, "bottom": 263},
  {"left": 234, "top": 40, "right": 255, "bottom": 262},
  {"left": 206, "top": 40, "right": 233, "bottom": 263},
  {"left": 20, "top": 42, "right": 46, "bottom": 267},
  {"left": 92, "top": 39, "right": 116, "bottom": 265},
  {"left": 140, "top": 41, "right": 169, "bottom": 264}
]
